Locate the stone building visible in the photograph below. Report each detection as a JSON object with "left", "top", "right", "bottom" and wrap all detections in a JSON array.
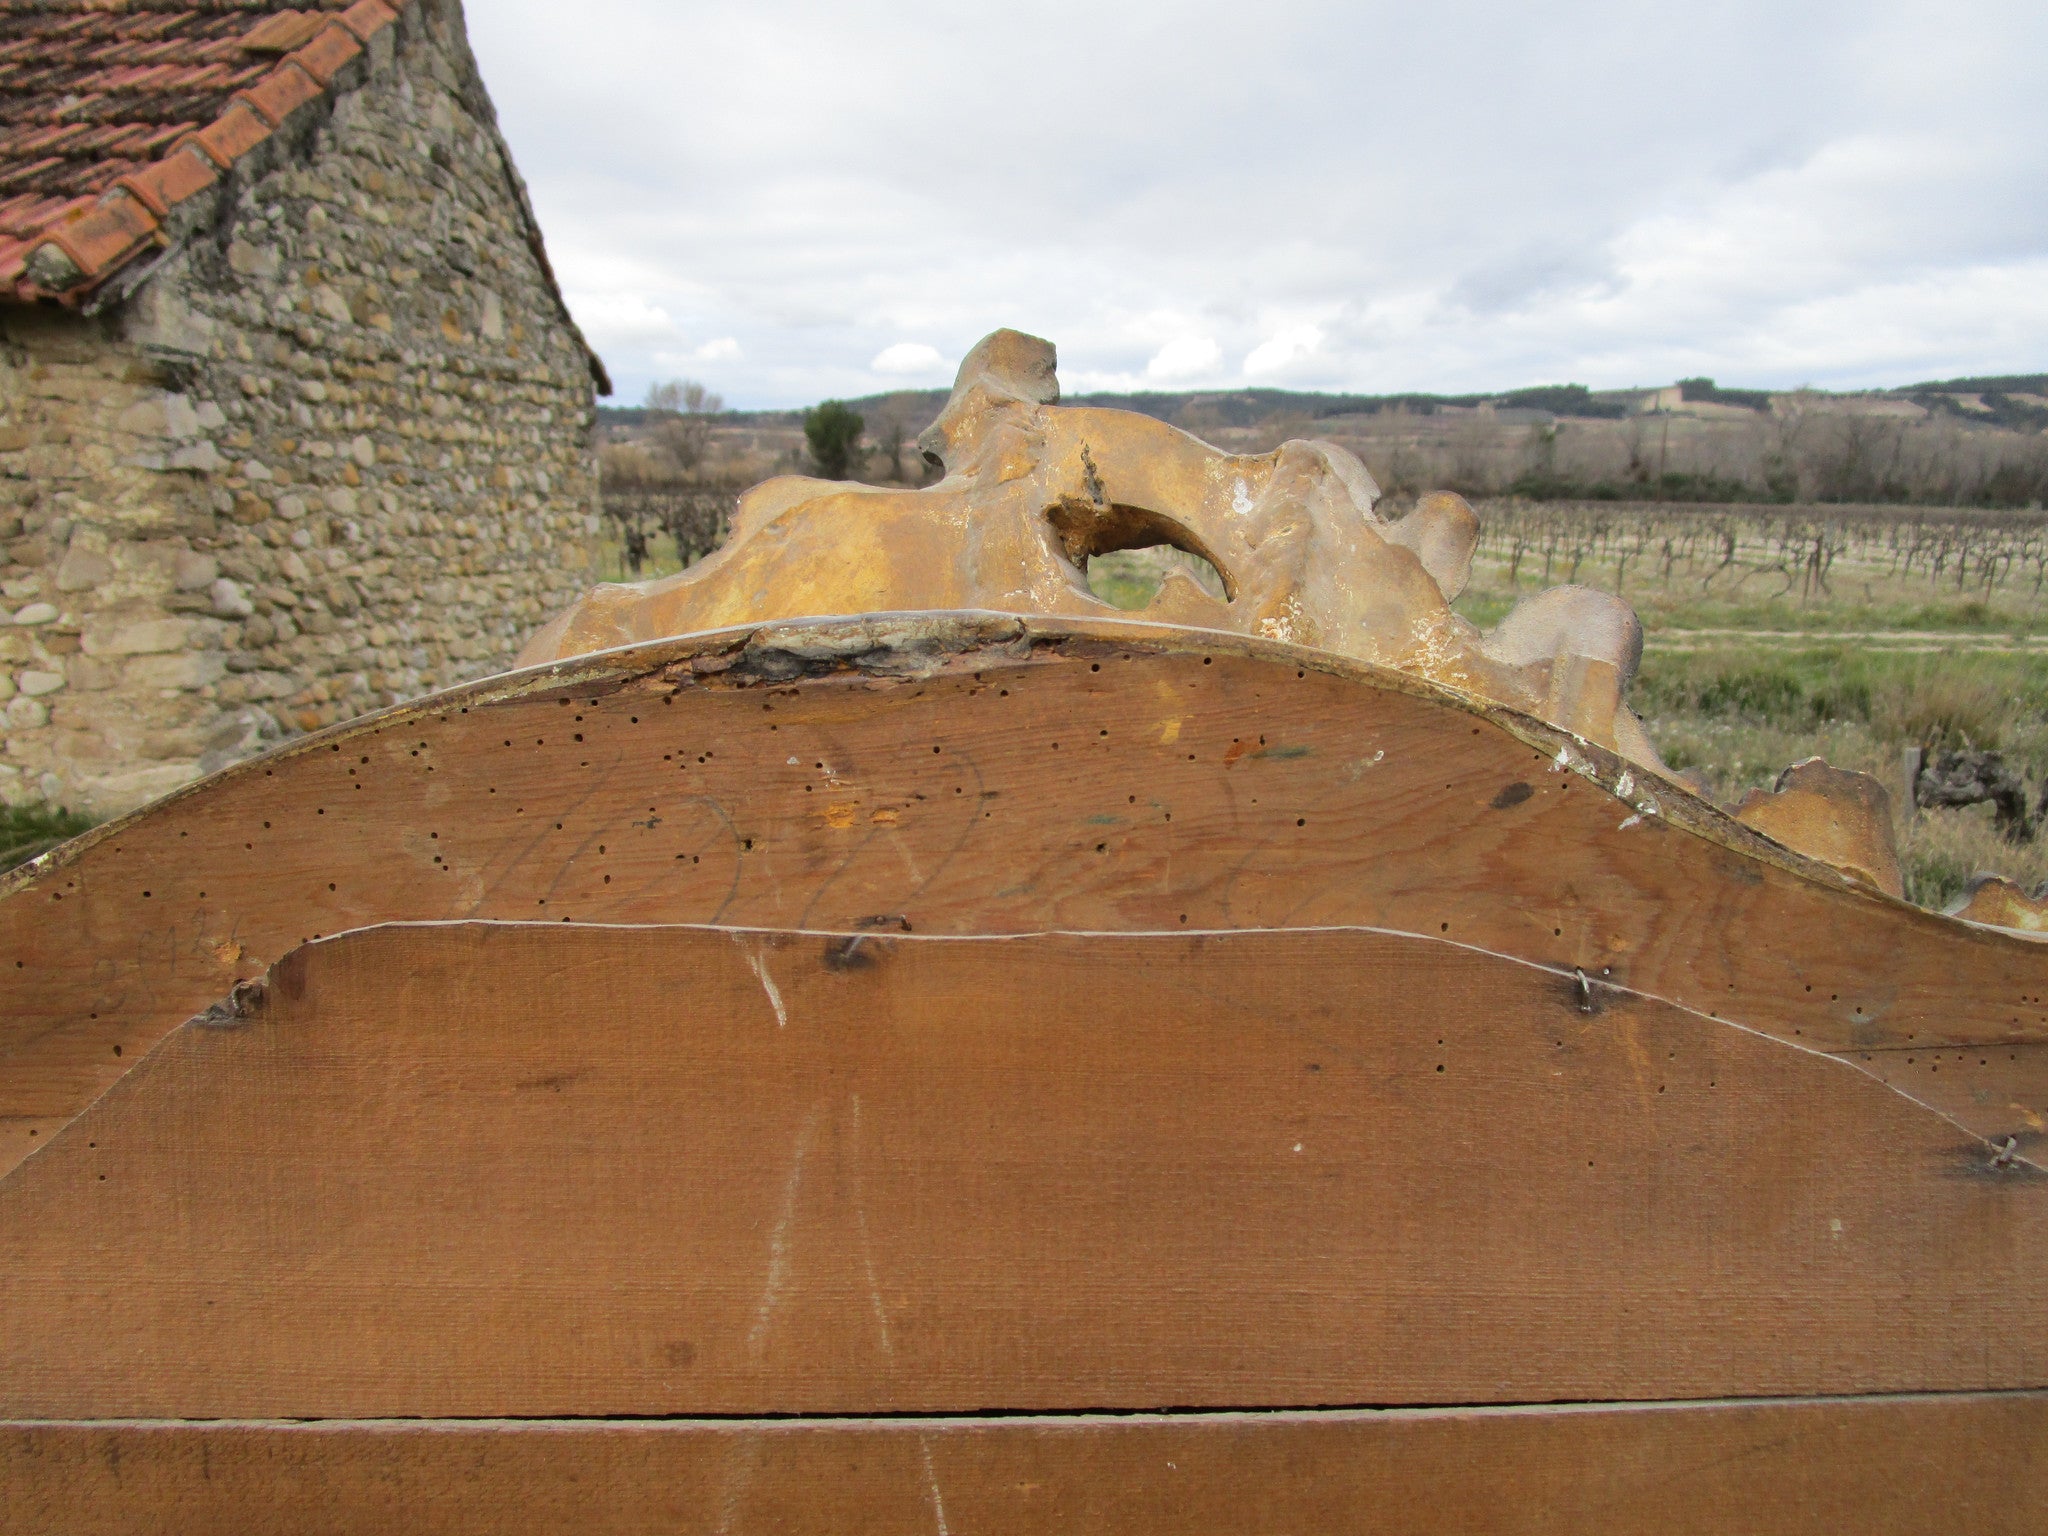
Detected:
[{"left": 0, "top": 0, "right": 608, "bottom": 815}]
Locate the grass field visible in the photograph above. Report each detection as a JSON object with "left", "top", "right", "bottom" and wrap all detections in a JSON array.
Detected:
[{"left": 0, "top": 802, "right": 97, "bottom": 874}]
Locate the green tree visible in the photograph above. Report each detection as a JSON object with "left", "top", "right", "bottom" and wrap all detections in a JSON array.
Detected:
[{"left": 804, "top": 400, "right": 865, "bottom": 480}]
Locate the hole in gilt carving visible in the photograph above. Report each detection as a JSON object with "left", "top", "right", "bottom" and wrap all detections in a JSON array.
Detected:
[{"left": 1046, "top": 499, "right": 1235, "bottom": 607}]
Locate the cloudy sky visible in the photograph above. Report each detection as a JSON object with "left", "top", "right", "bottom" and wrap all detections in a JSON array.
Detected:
[{"left": 468, "top": 0, "right": 2048, "bottom": 408}]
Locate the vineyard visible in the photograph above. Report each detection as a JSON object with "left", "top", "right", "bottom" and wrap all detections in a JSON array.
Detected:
[
  {"left": 595, "top": 474, "right": 746, "bottom": 580},
  {"left": 1458, "top": 498, "right": 2048, "bottom": 623}
]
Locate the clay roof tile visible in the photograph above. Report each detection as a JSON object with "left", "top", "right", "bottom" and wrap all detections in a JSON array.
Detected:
[
  {"left": 290, "top": 21, "right": 361, "bottom": 86},
  {"left": 0, "top": 0, "right": 413, "bottom": 304},
  {"left": 234, "top": 57, "right": 322, "bottom": 126},
  {"left": 338, "top": 1, "right": 399, "bottom": 44},
  {"left": 240, "top": 10, "right": 328, "bottom": 54},
  {"left": 1, "top": 155, "right": 68, "bottom": 188}
]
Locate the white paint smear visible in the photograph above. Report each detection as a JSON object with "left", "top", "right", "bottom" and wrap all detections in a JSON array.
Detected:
[
  {"left": 747, "top": 1105, "right": 821, "bottom": 1358},
  {"left": 734, "top": 936, "right": 788, "bottom": 1028},
  {"left": 849, "top": 1093, "right": 895, "bottom": 1358},
  {"left": 920, "top": 1436, "right": 953, "bottom": 1536}
]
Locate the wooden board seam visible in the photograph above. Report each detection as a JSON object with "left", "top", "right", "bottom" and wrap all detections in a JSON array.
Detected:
[
  {"left": 15, "top": 916, "right": 2020, "bottom": 1183},
  {"left": 11, "top": 1387, "right": 2048, "bottom": 1431}
]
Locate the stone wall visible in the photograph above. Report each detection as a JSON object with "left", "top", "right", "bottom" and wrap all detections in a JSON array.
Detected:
[{"left": 0, "top": 0, "right": 600, "bottom": 816}]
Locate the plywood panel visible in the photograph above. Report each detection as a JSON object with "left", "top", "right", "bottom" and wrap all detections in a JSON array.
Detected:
[
  {"left": 5, "top": 1394, "right": 2045, "bottom": 1536},
  {"left": 4, "top": 617, "right": 2045, "bottom": 1175},
  {"left": 2, "top": 922, "right": 2041, "bottom": 1418}
]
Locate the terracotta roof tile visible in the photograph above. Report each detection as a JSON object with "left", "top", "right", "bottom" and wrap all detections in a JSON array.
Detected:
[
  {"left": 190, "top": 98, "right": 268, "bottom": 164},
  {"left": 234, "top": 57, "right": 322, "bottom": 125},
  {"left": 118, "top": 142, "right": 218, "bottom": 214},
  {"left": 41, "top": 180, "right": 159, "bottom": 275},
  {"left": 291, "top": 21, "right": 360, "bottom": 86},
  {"left": 240, "top": 9, "right": 327, "bottom": 54},
  {"left": 338, "top": 1, "right": 398, "bottom": 44},
  {"left": 0, "top": 0, "right": 411, "bottom": 303}
]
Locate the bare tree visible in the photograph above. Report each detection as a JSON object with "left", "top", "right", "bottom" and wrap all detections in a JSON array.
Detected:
[
  {"left": 1762, "top": 391, "right": 1816, "bottom": 501},
  {"left": 642, "top": 378, "right": 726, "bottom": 476},
  {"left": 878, "top": 419, "right": 907, "bottom": 482}
]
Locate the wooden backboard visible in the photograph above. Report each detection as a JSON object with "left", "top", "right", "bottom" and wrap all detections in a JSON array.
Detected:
[{"left": 3, "top": 614, "right": 2044, "bottom": 1528}]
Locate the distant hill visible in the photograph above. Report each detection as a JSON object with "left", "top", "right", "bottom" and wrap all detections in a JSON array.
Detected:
[
  {"left": 601, "top": 373, "right": 2048, "bottom": 435},
  {"left": 1901, "top": 373, "right": 2048, "bottom": 395},
  {"left": 604, "top": 385, "right": 1511, "bottom": 431}
]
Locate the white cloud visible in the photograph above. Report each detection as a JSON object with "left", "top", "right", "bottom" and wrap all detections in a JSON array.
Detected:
[
  {"left": 871, "top": 341, "right": 949, "bottom": 375},
  {"left": 1244, "top": 325, "right": 1324, "bottom": 377},
  {"left": 1145, "top": 336, "right": 1223, "bottom": 382},
  {"left": 472, "top": 0, "right": 2048, "bottom": 405},
  {"left": 560, "top": 291, "right": 679, "bottom": 346},
  {"left": 693, "top": 337, "right": 742, "bottom": 361}
]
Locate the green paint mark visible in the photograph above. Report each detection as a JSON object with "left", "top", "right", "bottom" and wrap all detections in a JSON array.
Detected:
[{"left": 1253, "top": 744, "right": 1312, "bottom": 760}]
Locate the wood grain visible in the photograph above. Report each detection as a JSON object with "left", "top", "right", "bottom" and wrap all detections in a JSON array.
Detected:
[
  {"left": 5, "top": 1394, "right": 2045, "bottom": 1536},
  {"left": 4, "top": 616, "right": 2046, "bottom": 1176},
  {"left": 2, "top": 921, "right": 2042, "bottom": 1419}
]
